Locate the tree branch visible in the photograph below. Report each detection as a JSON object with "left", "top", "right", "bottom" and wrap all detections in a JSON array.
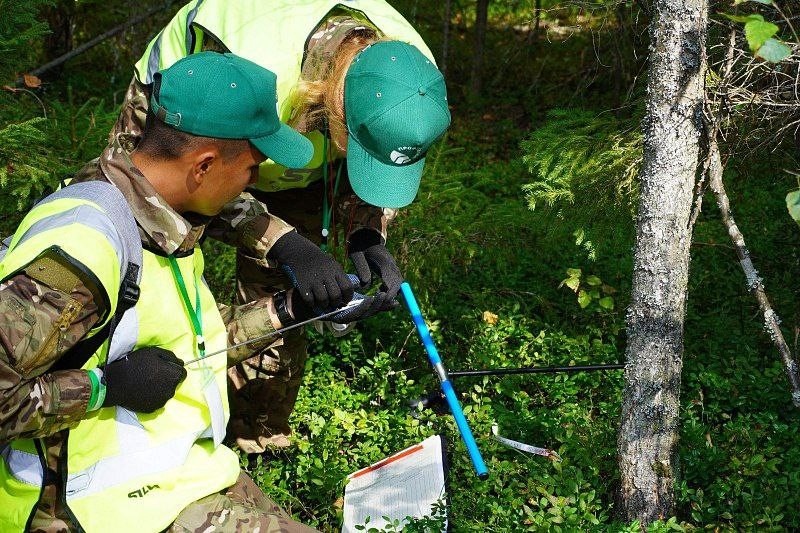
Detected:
[
  {"left": 14, "top": 2, "right": 174, "bottom": 86},
  {"left": 706, "top": 138, "right": 800, "bottom": 406}
]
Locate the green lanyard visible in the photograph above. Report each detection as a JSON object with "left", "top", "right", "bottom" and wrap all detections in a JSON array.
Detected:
[
  {"left": 167, "top": 255, "right": 205, "bottom": 358},
  {"left": 320, "top": 133, "right": 343, "bottom": 252}
]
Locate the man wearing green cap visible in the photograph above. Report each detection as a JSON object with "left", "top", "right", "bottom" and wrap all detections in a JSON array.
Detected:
[
  {"left": 114, "top": 0, "right": 452, "bottom": 453},
  {"left": 0, "top": 52, "right": 320, "bottom": 532}
]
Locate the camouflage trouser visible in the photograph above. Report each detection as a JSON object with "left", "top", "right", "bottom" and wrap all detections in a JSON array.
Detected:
[
  {"left": 167, "top": 471, "right": 319, "bottom": 532},
  {"left": 227, "top": 183, "right": 326, "bottom": 452}
]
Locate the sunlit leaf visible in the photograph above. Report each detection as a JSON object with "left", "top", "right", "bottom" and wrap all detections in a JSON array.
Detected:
[
  {"left": 482, "top": 310, "right": 499, "bottom": 325},
  {"left": 22, "top": 74, "right": 41, "bottom": 88},
  {"left": 744, "top": 19, "right": 779, "bottom": 51},
  {"left": 562, "top": 277, "right": 580, "bottom": 292},
  {"left": 598, "top": 297, "right": 614, "bottom": 310},
  {"left": 786, "top": 189, "right": 800, "bottom": 223}
]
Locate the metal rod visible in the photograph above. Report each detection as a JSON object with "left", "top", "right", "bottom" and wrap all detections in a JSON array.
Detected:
[
  {"left": 183, "top": 300, "right": 360, "bottom": 366},
  {"left": 400, "top": 282, "right": 489, "bottom": 480},
  {"left": 449, "top": 363, "right": 625, "bottom": 378}
]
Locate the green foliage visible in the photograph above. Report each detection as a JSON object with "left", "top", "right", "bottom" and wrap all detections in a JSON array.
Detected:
[
  {"left": 0, "top": 0, "right": 54, "bottom": 235},
  {"left": 721, "top": 4, "right": 793, "bottom": 62},
  {"left": 354, "top": 499, "right": 447, "bottom": 532},
  {"left": 560, "top": 268, "right": 617, "bottom": 313},
  {"left": 0, "top": 0, "right": 52, "bottom": 81},
  {"left": 785, "top": 188, "right": 800, "bottom": 226},
  {"left": 0, "top": 96, "right": 119, "bottom": 235},
  {"left": 521, "top": 109, "right": 641, "bottom": 259},
  {"left": 0, "top": 119, "right": 55, "bottom": 218}
]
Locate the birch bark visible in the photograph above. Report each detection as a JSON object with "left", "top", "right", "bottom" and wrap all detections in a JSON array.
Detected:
[{"left": 617, "top": 0, "right": 708, "bottom": 524}]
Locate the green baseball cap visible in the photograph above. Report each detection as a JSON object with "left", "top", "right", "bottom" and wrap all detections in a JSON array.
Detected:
[
  {"left": 151, "top": 52, "right": 312, "bottom": 168},
  {"left": 345, "top": 41, "right": 451, "bottom": 208}
]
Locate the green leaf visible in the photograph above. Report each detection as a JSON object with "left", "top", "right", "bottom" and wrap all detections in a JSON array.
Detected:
[
  {"left": 598, "top": 297, "right": 614, "bottom": 310},
  {"left": 585, "top": 275, "right": 602, "bottom": 286},
  {"left": 562, "top": 277, "right": 581, "bottom": 292},
  {"left": 786, "top": 189, "right": 800, "bottom": 224},
  {"left": 756, "top": 38, "right": 792, "bottom": 62},
  {"left": 566, "top": 268, "right": 582, "bottom": 278},
  {"left": 744, "top": 19, "right": 779, "bottom": 52},
  {"left": 578, "top": 290, "right": 592, "bottom": 308}
]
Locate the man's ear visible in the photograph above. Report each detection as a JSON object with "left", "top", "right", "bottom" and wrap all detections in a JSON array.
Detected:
[{"left": 190, "top": 148, "right": 220, "bottom": 185}]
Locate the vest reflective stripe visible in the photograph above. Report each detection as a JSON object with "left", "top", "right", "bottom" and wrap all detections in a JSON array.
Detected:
[
  {"left": 3, "top": 181, "right": 142, "bottom": 294},
  {"left": 0, "top": 190, "right": 238, "bottom": 532},
  {"left": 0, "top": 182, "right": 144, "bottom": 348},
  {"left": 65, "top": 408, "right": 197, "bottom": 499},
  {"left": 184, "top": 0, "right": 206, "bottom": 55},
  {"left": 33, "top": 181, "right": 143, "bottom": 280},
  {"left": 1, "top": 446, "right": 42, "bottom": 487},
  {"left": 107, "top": 305, "right": 139, "bottom": 362},
  {"left": 144, "top": 30, "right": 165, "bottom": 84},
  {"left": 10, "top": 203, "right": 126, "bottom": 275}
]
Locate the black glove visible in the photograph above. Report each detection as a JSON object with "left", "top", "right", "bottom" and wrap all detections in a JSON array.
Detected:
[
  {"left": 348, "top": 229, "right": 403, "bottom": 303},
  {"left": 103, "top": 347, "right": 187, "bottom": 413},
  {"left": 267, "top": 230, "right": 354, "bottom": 311}
]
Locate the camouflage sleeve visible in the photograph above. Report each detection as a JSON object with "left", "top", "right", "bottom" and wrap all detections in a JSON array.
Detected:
[
  {"left": 337, "top": 193, "right": 398, "bottom": 244},
  {"left": 217, "top": 298, "right": 284, "bottom": 368},
  {"left": 206, "top": 192, "right": 294, "bottom": 261},
  {"left": 110, "top": 75, "right": 150, "bottom": 142},
  {"left": 0, "top": 255, "right": 103, "bottom": 441}
]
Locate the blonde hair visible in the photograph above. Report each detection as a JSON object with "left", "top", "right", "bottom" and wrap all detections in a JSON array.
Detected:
[{"left": 290, "top": 29, "right": 382, "bottom": 152}]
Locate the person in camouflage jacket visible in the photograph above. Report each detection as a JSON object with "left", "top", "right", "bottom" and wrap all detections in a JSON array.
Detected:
[{"left": 0, "top": 53, "right": 323, "bottom": 532}]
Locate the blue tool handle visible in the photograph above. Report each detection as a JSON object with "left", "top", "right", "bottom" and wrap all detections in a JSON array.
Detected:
[
  {"left": 400, "top": 282, "right": 489, "bottom": 480},
  {"left": 440, "top": 379, "right": 489, "bottom": 479}
]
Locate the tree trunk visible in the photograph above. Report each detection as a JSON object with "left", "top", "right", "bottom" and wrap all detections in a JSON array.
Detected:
[
  {"left": 469, "top": 0, "right": 489, "bottom": 99},
  {"left": 528, "top": 0, "right": 542, "bottom": 44},
  {"left": 39, "top": 0, "right": 76, "bottom": 77},
  {"left": 617, "top": 0, "right": 708, "bottom": 525}
]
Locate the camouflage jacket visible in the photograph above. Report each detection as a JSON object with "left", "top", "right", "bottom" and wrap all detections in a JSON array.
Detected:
[
  {"left": 0, "top": 132, "right": 285, "bottom": 442},
  {"left": 112, "top": 15, "right": 397, "bottom": 257},
  {"left": 0, "top": 133, "right": 288, "bottom": 530}
]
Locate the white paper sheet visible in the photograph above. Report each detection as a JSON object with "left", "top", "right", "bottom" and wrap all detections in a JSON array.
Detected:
[{"left": 342, "top": 435, "right": 447, "bottom": 532}]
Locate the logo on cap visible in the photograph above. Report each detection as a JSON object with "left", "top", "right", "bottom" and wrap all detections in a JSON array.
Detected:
[{"left": 390, "top": 146, "right": 422, "bottom": 165}]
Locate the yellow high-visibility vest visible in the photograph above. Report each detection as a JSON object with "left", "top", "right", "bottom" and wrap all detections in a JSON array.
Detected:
[{"left": 0, "top": 182, "right": 239, "bottom": 532}]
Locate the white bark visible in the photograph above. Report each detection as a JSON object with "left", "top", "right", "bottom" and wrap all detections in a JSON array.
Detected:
[{"left": 617, "top": 0, "right": 708, "bottom": 524}]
